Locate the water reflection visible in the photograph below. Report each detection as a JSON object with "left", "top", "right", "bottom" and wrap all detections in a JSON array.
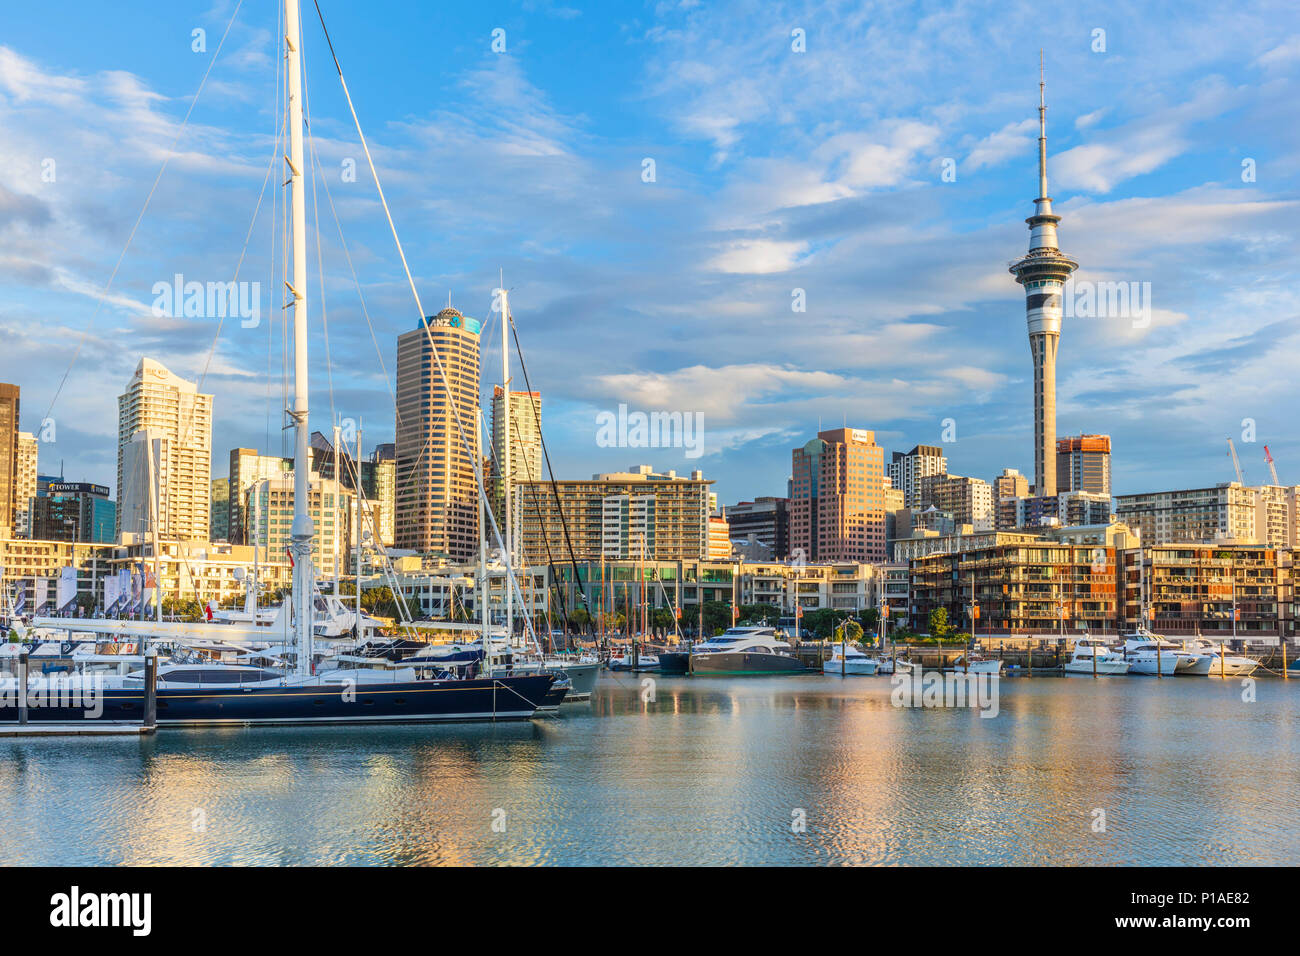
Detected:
[{"left": 0, "top": 675, "right": 1296, "bottom": 865}]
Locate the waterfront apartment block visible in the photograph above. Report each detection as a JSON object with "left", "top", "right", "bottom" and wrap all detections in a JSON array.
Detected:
[
  {"left": 1114, "top": 482, "right": 1258, "bottom": 545},
  {"left": 723, "top": 496, "right": 790, "bottom": 559},
  {"left": 0, "top": 383, "right": 19, "bottom": 538},
  {"left": 791, "top": 428, "right": 887, "bottom": 564},
  {"left": 888, "top": 444, "right": 947, "bottom": 508},
  {"left": 738, "top": 560, "right": 880, "bottom": 612},
  {"left": 1056, "top": 434, "right": 1112, "bottom": 496},
  {"left": 116, "top": 358, "right": 213, "bottom": 543},
  {"left": 1122, "top": 543, "right": 1292, "bottom": 639},
  {"left": 0, "top": 536, "right": 291, "bottom": 612},
  {"left": 908, "top": 523, "right": 1136, "bottom": 635},
  {"left": 394, "top": 308, "right": 482, "bottom": 561},
  {"left": 905, "top": 521, "right": 1296, "bottom": 638},
  {"left": 513, "top": 465, "right": 713, "bottom": 564},
  {"left": 918, "top": 473, "right": 994, "bottom": 531}
]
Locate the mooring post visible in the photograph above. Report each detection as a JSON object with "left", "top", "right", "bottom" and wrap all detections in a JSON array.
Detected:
[
  {"left": 17, "top": 649, "right": 28, "bottom": 725},
  {"left": 143, "top": 650, "right": 157, "bottom": 730}
]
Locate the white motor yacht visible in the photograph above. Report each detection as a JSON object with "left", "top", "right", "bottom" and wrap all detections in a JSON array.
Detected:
[
  {"left": 1187, "top": 640, "right": 1259, "bottom": 678},
  {"left": 1122, "top": 632, "right": 1207, "bottom": 675},
  {"left": 823, "top": 643, "right": 879, "bottom": 675},
  {"left": 1064, "top": 638, "right": 1130, "bottom": 675}
]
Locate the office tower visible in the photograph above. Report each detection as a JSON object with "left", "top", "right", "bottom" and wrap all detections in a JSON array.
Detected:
[
  {"left": 116, "top": 358, "right": 213, "bottom": 542},
  {"left": 1057, "top": 434, "right": 1112, "bottom": 496},
  {"left": 395, "top": 308, "right": 482, "bottom": 560},
  {"left": 14, "top": 431, "right": 37, "bottom": 537},
  {"left": 1009, "top": 59, "right": 1078, "bottom": 497},
  {"left": 228, "top": 448, "right": 293, "bottom": 545},
  {"left": 790, "top": 427, "right": 887, "bottom": 563},
  {"left": 513, "top": 465, "right": 713, "bottom": 564},
  {"left": 724, "top": 497, "right": 791, "bottom": 559},
  {"left": 0, "top": 383, "right": 18, "bottom": 538},
  {"left": 210, "top": 478, "right": 230, "bottom": 542},
  {"left": 888, "top": 444, "right": 947, "bottom": 508},
  {"left": 30, "top": 481, "right": 116, "bottom": 543},
  {"left": 491, "top": 386, "right": 542, "bottom": 516}
]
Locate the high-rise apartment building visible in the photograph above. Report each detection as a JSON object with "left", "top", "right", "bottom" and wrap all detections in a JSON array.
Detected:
[
  {"left": 13, "top": 431, "right": 37, "bottom": 537},
  {"left": 791, "top": 428, "right": 887, "bottom": 563},
  {"left": 1114, "top": 482, "right": 1300, "bottom": 547},
  {"left": 395, "top": 308, "right": 482, "bottom": 560},
  {"left": 116, "top": 358, "right": 213, "bottom": 542},
  {"left": 246, "top": 475, "right": 354, "bottom": 579},
  {"left": 888, "top": 444, "right": 947, "bottom": 508},
  {"left": 491, "top": 386, "right": 542, "bottom": 517},
  {"left": 0, "top": 383, "right": 19, "bottom": 538},
  {"left": 513, "top": 465, "right": 713, "bottom": 564},
  {"left": 919, "top": 473, "right": 995, "bottom": 531},
  {"left": 994, "top": 467, "right": 1030, "bottom": 503},
  {"left": 1057, "top": 434, "right": 1112, "bottom": 496}
]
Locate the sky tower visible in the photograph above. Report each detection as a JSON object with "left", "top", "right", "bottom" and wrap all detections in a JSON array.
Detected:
[{"left": 1010, "top": 53, "right": 1078, "bottom": 497}]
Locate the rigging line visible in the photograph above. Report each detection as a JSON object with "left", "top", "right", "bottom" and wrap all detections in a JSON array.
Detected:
[
  {"left": 312, "top": 137, "right": 401, "bottom": 431},
  {"left": 186, "top": 118, "right": 282, "bottom": 446},
  {"left": 302, "top": 50, "right": 337, "bottom": 434},
  {"left": 509, "top": 312, "right": 595, "bottom": 630},
  {"left": 506, "top": 397, "right": 573, "bottom": 633},
  {"left": 42, "top": 0, "right": 246, "bottom": 429},
  {"left": 310, "top": 1, "right": 539, "bottom": 650}
]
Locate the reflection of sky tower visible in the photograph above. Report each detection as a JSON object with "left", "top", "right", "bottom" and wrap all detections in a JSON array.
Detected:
[{"left": 1010, "top": 54, "right": 1077, "bottom": 497}]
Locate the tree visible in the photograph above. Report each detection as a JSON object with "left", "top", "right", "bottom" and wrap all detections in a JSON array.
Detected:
[
  {"left": 928, "top": 607, "right": 955, "bottom": 641},
  {"left": 702, "top": 601, "right": 733, "bottom": 635},
  {"left": 650, "top": 607, "right": 676, "bottom": 634},
  {"left": 567, "top": 607, "right": 592, "bottom": 632}
]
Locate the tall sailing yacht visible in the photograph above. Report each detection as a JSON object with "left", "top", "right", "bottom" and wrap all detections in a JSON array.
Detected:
[{"left": 7, "top": 0, "right": 555, "bottom": 725}]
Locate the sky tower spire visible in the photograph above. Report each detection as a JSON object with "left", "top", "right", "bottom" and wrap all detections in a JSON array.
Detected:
[{"left": 1010, "top": 54, "right": 1078, "bottom": 498}]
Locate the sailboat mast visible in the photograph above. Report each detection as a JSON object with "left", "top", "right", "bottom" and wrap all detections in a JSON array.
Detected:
[
  {"left": 500, "top": 279, "right": 512, "bottom": 643},
  {"left": 284, "top": 0, "right": 315, "bottom": 677},
  {"left": 333, "top": 422, "right": 341, "bottom": 596}
]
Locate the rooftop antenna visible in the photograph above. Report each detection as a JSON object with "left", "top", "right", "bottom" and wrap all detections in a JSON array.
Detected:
[{"left": 1038, "top": 49, "right": 1048, "bottom": 200}]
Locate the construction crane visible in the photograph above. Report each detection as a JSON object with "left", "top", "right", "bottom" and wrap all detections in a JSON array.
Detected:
[
  {"left": 1264, "top": 445, "right": 1281, "bottom": 486},
  {"left": 1227, "top": 437, "right": 1245, "bottom": 485}
]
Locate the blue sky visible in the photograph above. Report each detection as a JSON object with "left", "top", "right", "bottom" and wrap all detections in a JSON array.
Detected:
[{"left": 0, "top": 0, "right": 1297, "bottom": 507}]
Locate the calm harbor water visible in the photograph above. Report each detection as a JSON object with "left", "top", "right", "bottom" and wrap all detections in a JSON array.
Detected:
[{"left": 1, "top": 673, "right": 1297, "bottom": 866}]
